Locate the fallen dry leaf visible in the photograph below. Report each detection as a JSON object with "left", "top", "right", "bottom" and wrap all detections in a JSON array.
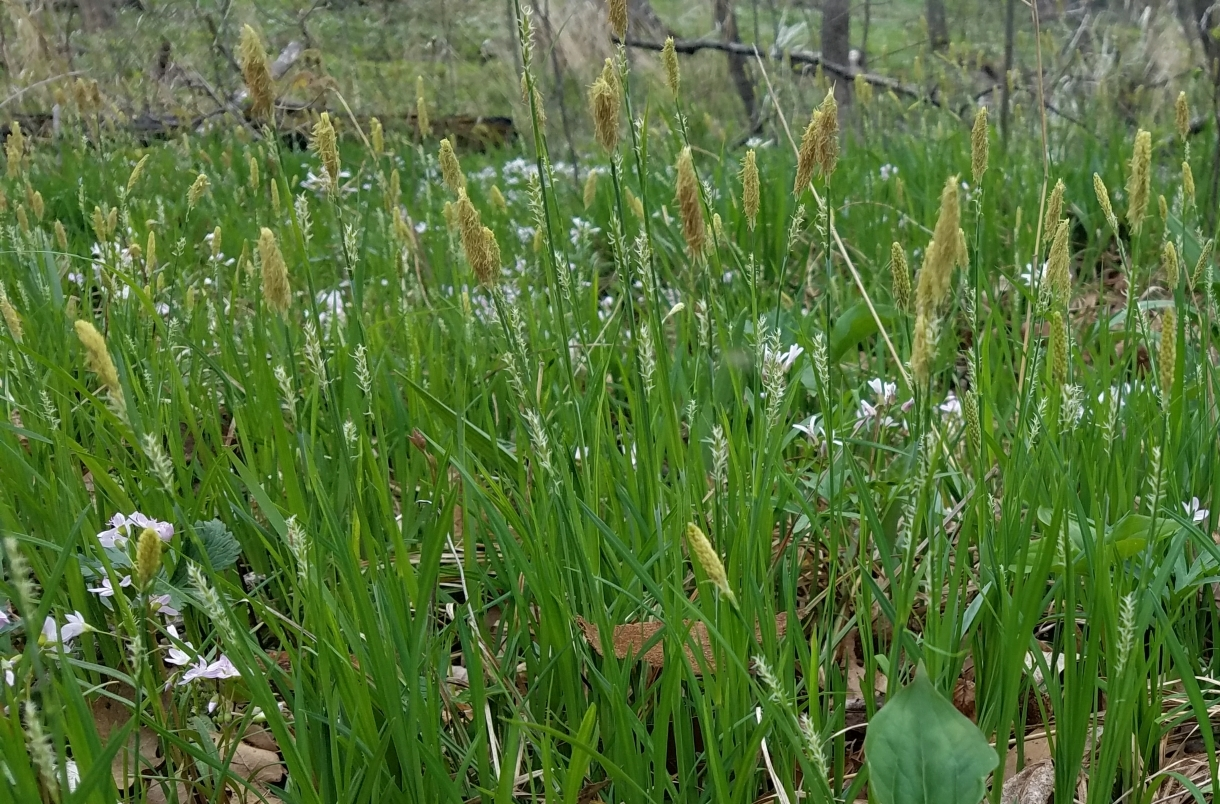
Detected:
[
  {"left": 241, "top": 723, "right": 280, "bottom": 754},
  {"left": 145, "top": 778, "right": 191, "bottom": 804},
  {"left": 953, "top": 675, "right": 977, "bottom": 721},
  {"left": 225, "top": 738, "right": 285, "bottom": 784},
  {"left": 220, "top": 735, "right": 286, "bottom": 804},
  {"left": 843, "top": 634, "right": 887, "bottom": 700},
  {"left": 90, "top": 686, "right": 163, "bottom": 789},
  {"left": 577, "top": 613, "right": 788, "bottom": 675}
]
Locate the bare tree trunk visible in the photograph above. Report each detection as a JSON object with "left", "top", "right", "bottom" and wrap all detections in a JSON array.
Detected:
[
  {"left": 1000, "top": 0, "right": 1017, "bottom": 146},
  {"left": 822, "top": 0, "right": 851, "bottom": 103},
  {"left": 1188, "top": 0, "right": 1220, "bottom": 67},
  {"left": 712, "top": 0, "right": 757, "bottom": 127},
  {"left": 626, "top": 0, "right": 670, "bottom": 39},
  {"left": 1188, "top": 0, "right": 1220, "bottom": 228},
  {"left": 78, "top": 0, "right": 115, "bottom": 31},
  {"left": 926, "top": 0, "right": 949, "bottom": 51},
  {"left": 507, "top": 0, "right": 523, "bottom": 78},
  {"left": 536, "top": 2, "right": 580, "bottom": 186},
  {"left": 861, "top": 0, "right": 871, "bottom": 69}
]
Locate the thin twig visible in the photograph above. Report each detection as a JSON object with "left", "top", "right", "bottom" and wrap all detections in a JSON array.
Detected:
[
  {"left": 0, "top": 71, "right": 86, "bottom": 111},
  {"left": 621, "top": 36, "right": 945, "bottom": 111}
]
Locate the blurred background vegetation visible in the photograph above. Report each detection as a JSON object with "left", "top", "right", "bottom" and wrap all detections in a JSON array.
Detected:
[{"left": 3, "top": 1, "right": 1214, "bottom": 174}]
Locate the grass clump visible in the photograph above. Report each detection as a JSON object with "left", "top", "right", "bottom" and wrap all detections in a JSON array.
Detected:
[{"left": 0, "top": 10, "right": 1217, "bottom": 804}]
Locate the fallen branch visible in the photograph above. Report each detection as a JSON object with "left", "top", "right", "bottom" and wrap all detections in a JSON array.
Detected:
[
  {"left": 0, "top": 71, "right": 87, "bottom": 112},
  {"left": 270, "top": 40, "right": 305, "bottom": 81},
  {"left": 617, "top": 36, "right": 941, "bottom": 109}
]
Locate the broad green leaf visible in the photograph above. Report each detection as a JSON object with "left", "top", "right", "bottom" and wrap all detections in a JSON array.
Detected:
[
  {"left": 1027, "top": 510, "right": 1177, "bottom": 572},
  {"left": 864, "top": 669, "right": 996, "bottom": 804},
  {"left": 193, "top": 519, "right": 242, "bottom": 570},
  {"left": 1036, "top": 506, "right": 1084, "bottom": 552},
  {"left": 830, "top": 302, "right": 896, "bottom": 362},
  {"left": 1105, "top": 513, "right": 1177, "bottom": 559},
  {"left": 171, "top": 519, "right": 241, "bottom": 585}
]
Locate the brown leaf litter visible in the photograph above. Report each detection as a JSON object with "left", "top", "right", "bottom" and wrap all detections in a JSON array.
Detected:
[
  {"left": 89, "top": 685, "right": 164, "bottom": 789},
  {"left": 221, "top": 735, "right": 286, "bottom": 804},
  {"left": 576, "top": 612, "right": 788, "bottom": 675},
  {"left": 89, "top": 683, "right": 286, "bottom": 802}
]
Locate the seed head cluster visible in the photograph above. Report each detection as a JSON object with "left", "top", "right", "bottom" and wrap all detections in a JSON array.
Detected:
[
  {"left": 890, "top": 242, "right": 911, "bottom": 312},
  {"left": 607, "top": 0, "right": 627, "bottom": 40},
  {"left": 794, "top": 89, "right": 839, "bottom": 193},
  {"left": 970, "top": 106, "right": 989, "bottom": 183},
  {"left": 909, "top": 176, "right": 965, "bottom": 386},
  {"left": 1126, "top": 129, "right": 1151, "bottom": 230},
  {"left": 684, "top": 523, "right": 735, "bottom": 605},
  {"left": 0, "top": 286, "right": 21, "bottom": 343},
  {"left": 583, "top": 169, "right": 598, "bottom": 210},
  {"left": 1093, "top": 173, "right": 1117, "bottom": 231},
  {"left": 126, "top": 154, "right": 149, "bottom": 195},
  {"left": 1159, "top": 310, "right": 1176, "bottom": 411},
  {"left": 1046, "top": 220, "right": 1071, "bottom": 309},
  {"left": 311, "top": 112, "right": 341, "bottom": 195},
  {"left": 662, "top": 37, "right": 680, "bottom": 96},
  {"left": 963, "top": 390, "right": 981, "bottom": 453},
  {"left": 676, "top": 147, "right": 705, "bottom": 258},
  {"left": 1192, "top": 239, "right": 1214, "bottom": 289},
  {"left": 1176, "top": 91, "right": 1189, "bottom": 141},
  {"left": 910, "top": 314, "right": 936, "bottom": 387},
  {"left": 74, "top": 319, "right": 123, "bottom": 402},
  {"left": 589, "top": 59, "right": 621, "bottom": 153},
  {"left": 259, "top": 227, "right": 291, "bottom": 314},
  {"left": 239, "top": 25, "right": 275, "bottom": 120},
  {"left": 370, "top": 117, "right": 384, "bottom": 157},
  {"left": 455, "top": 191, "right": 500, "bottom": 286},
  {"left": 135, "top": 527, "right": 162, "bottom": 588},
  {"left": 439, "top": 138, "right": 465, "bottom": 193},
  {"left": 1044, "top": 179, "right": 1064, "bottom": 241},
  {"left": 1163, "top": 241, "right": 1179, "bottom": 288},
  {"left": 1049, "top": 310, "right": 1068, "bottom": 387},
  {"left": 914, "top": 176, "right": 962, "bottom": 321},
  {"left": 187, "top": 173, "right": 210, "bottom": 209},
  {"left": 740, "top": 149, "right": 759, "bottom": 231}
]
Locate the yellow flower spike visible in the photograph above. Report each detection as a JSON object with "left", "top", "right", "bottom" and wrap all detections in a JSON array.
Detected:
[
  {"left": 74, "top": 319, "right": 122, "bottom": 399},
  {"left": 740, "top": 149, "right": 759, "bottom": 231},
  {"left": 439, "top": 138, "right": 465, "bottom": 193},
  {"left": 675, "top": 147, "right": 705, "bottom": 258},
  {"left": 891, "top": 242, "right": 911, "bottom": 312},
  {"left": 135, "top": 527, "right": 162, "bottom": 589},
  {"left": 684, "top": 523, "right": 736, "bottom": 606},
  {"left": 970, "top": 106, "right": 989, "bottom": 184},
  {"left": 1126, "top": 129, "right": 1151, "bottom": 231},
  {"left": 662, "top": 37, "right": 680, "bottom": 96},
  {"left": 239, "top": 25, "right": 275, "bottom": 120},
  {"left": 589, "top": 59, "right": 621, "bottom": 154},
  {"left": 1159, "top": 309, "right": 1176, "bottom": 412},
  {"left": 258, "top": 227, "right": 291, "bottom": 314}
]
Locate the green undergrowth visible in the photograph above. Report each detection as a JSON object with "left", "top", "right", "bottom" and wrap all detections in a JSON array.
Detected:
[{"left": 0, "top": 9, "right": 1218, "bottom": 804}]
